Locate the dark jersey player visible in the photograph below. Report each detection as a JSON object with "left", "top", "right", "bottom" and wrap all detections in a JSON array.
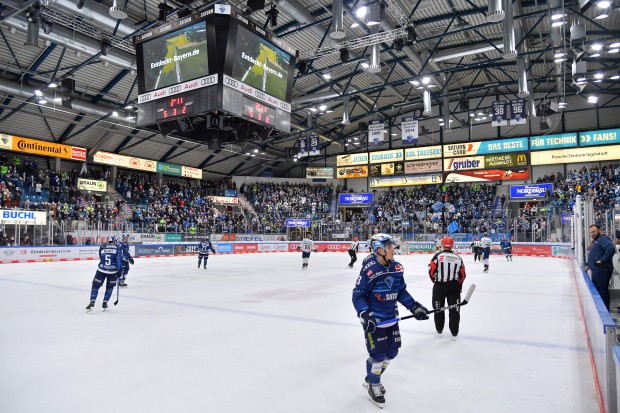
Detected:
[
  {"left": 352, "top": 233, "right": 429, "bottom": 408},
  {"left": 500, "top": 236, "right": 513, "bottom": 261},
  {"left": 198, "top": 236, "right": 216, "bottom": 269},
  {"left": 86, "top": 235, "right": 123, "bottom": 312}
]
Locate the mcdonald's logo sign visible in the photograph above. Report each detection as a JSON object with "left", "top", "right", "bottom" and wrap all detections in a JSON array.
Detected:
[{"left": 516, "top": 153, "right": 528, "bottom": 165}]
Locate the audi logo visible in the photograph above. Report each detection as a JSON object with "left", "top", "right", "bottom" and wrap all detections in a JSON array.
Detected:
[
  {"left": 201, "top": 77, "right": 216, "bottom": 86},
  {"left": 139, "top": 94, "right": 151, "bottom": 102},
  {"left": 255, "top": 91, "right": 266, "bottom": 100},
  {"left": 225, "top": 78, "right": 238, "bottom": 88},
  {"left": 168, "top": 85, "right": 182, "bottom": 94}
]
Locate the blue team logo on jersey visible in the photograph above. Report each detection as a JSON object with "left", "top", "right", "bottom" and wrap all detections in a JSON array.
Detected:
[{"left": 384, "top": 276, "right": 394, "bottom": 289}]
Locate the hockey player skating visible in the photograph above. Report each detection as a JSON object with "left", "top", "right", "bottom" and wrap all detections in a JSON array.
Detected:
[
  {"left": 470, "top": 237, "right": 482, "bottom": 262},
  {"left": 428, "top": 236, "right": 466, "bottom": 340},
  {"left": 298, "top": 234, "right": 318, "bottom": 269},
  {"left": 348, "top": 237, "right": 360, "bottom": 268},
  {"left": 86, "top": 235, "right": 122, "bottom": 312},
  {"left": 198, "top": 236, "right": 216, "bottom": 269},
  {"left": 352, "top": 233, "right": 429, "bottom": 408},
  {"left": 500, "top": 235, "right": 513, "bottom": 261},
  {"left": 118, "top": 233, "right": 134, "bottom": 287},
  {"left": 480, "top": 232, "right": 493, "bottom": 272}
]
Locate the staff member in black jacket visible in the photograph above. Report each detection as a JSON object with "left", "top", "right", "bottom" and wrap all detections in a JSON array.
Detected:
[
  {"left": 428, "top": 236, "right": 467, "bottom": 339},
  {"left": 348, "top": 237, "right": 360, "bottom": 268},
  {"left": 585, "top": 225, "right": 615, "bottom": 310}
]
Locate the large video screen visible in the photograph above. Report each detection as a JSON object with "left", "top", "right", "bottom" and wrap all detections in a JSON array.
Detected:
[
  {"left": 230, "top": 25, "right": 291, "bottom": 101},
  {"left": 140, "top": 21, "right": 209, "bottom": 93}
]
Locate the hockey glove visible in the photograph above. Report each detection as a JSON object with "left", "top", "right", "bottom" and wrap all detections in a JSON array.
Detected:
[
  {"left": 358, "top": 310, "right": 376, "bottom": 333},
  {"left": 409, "top": 303, "right": 429, "bottom": 320},
  {"left": 128, "top": 257, "right": 134, "bottom": 265}
]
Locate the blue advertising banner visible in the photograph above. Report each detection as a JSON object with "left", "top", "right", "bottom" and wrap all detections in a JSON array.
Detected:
[
  {"left": 215, "top": 243, "right": 233, "bottom": 253},
  {"left": 579, "top": 128, "right": 620, "bottom": 146},
  {"left": 509, "top": 183, "right": 553, "bottom": 199},
  {"left": 529, "top": 133, "right": 578, "bottom": 150},
  {"left": 285, "top": 218, "right": 311, "bottom": 227},
  {"left": 135, "top": 244, "right": 175, "bottom": 257},
  {"left": 561, "top": 213, "right": 573, "bottom": 224},
  {"left": 224, "top": 189, "right": 238, "bottom": 197},
  {"left": 338, "top": 192, "right": 373, "bottom": 205},
  {"left": 443, "top": 137, "right": 528, "bottom": 157}
]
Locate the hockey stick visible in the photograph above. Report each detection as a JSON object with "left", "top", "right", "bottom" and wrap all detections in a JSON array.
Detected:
[
  {"left": 114, "top": 274, "right": 121, "bottom": 306},
  {"left": 377, "top": 284, "right": 477, "bottom": 326}
]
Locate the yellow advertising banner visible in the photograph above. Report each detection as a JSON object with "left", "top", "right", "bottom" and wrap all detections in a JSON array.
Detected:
[
  {"left": 93, "top": 151, "right": 157, "bottom": 172},
  {"left": 369, "top": 149, "right": 403, "bottom": 164},
  {"left": 404, "top": 145, "right": 442, "bottom": 161},
  {"left": 530, "top": 145, "right": 620, "bottom": 165},
  {"left": 337, "top": 165, "right": 369, "bottom": 179},
  {"left": 336, "top": 153, "right": 369, "bottom": 167},
  {"left": 7, "top": 135, "right": 86, "bottom": 161},
  {"left": 369, "top": 173, "right": 442, "bottom": 188}
]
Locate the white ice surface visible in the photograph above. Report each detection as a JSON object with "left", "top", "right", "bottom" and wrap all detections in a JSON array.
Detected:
[{"left": 0, "top": 252, "right": 599, "bottom": 413}]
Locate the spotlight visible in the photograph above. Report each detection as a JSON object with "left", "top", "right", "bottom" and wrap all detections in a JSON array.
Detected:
[
  {"left": 158, "top": 3, "right": 173, "bottom": 22},
  {"left": 393, "top": 38, "right": 404, "bottom": 52},
  {"left": 43, "top": 20, "right": 53, "bottom": 34},
  {"left": 100, "top": 40, "right": 112, "bottom": 56},
  {"left": 77, "top": 0, "right": 85, "bottom": 9},
  {"left": 339, "top": 48, "right": 349, "bottom": 63},
  {"left": 109, "top": 0, "right": 128, "bottom": 19},
  {"left": 405, "top": 26, "right": 417, "bottom": 44},
  {"left": 298, "top": 60, "right": 308, "bottom": 75},
  {"left": 265, "top": 6, "right": 279, "bottom": 27}
]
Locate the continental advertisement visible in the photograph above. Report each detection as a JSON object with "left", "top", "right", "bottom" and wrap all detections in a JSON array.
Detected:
[
  {"left": 337, "top": 165, "right": 368, "bottom": 179},
  {"left": 405, "top": 159, "right": 442, "bottom": 174},
  {"left": 1, "top": 134, "right": 86, "bottom": 161},
  {"left": 336, "top": 152, "right": 368, "bottom": 167},
  {"left": 369, "top": 173, "right": 442, "bottom": 188},
  {"left": 530, "top": 145, "right": 620, "bottom": 165},
  {"left": 445, "top": 168, "right": 530, "bottom": 183}
]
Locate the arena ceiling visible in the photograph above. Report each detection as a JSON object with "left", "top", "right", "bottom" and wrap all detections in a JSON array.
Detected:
[{"left": 0, "top": 0, "right": 619, "bottom": 178}]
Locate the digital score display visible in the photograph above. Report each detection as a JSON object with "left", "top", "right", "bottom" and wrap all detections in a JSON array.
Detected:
[
  {"left": 242, "top": 96, "right": 276, "bottom": 125},
  {"left": 155, "top": 94, "right": 195, "bottom": 120}
]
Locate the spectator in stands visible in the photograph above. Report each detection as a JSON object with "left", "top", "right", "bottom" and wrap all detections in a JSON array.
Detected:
[
  {"left": 66, "top": 233, "right": 74, "bottom": 245},
  {"left": 585, "top": 224, "right": 615, "bottom": 310},
  {"left": 21, "top": 234, "right": 31, "bottom": 246}
]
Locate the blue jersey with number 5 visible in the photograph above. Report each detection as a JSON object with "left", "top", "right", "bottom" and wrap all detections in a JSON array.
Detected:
[{"left": 98, "top": 244, "right": 122, "bottom": 274}]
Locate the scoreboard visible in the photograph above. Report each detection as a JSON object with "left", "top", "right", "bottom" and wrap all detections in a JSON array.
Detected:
[{"left": 134, "top": 5, "right": 295, "bottom": 135}]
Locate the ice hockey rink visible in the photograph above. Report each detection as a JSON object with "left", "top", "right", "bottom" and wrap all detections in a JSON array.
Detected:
[{"left": 0, "top": 252, "right": 599, "bottom": 413}]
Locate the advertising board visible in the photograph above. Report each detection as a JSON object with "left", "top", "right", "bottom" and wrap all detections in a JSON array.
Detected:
[
  {"left": 337, "top": 165, "right": 368, "bottom": 179},
  {"left": 338, "top": 193, "right": 373, "bottom": 205},
  {"left": 530, "top": 145, "right": 620, "bottom": 165},
  {"left": 0, "top": 209, "right": 47, "bottom": 225},
  {"left": 404, "top": 145, "right": 442, "bottom": 161},
  {"left": 510, "top": 183, "right": 553, "bottom": 199},
  {"left": 336, "top": 153, "right": 369, "bottom": 167},
  {"left": 442, "top": 137, "right": 528, "bottom": 157},
  {"left": 445, "top": 168, "right": 529, "bottom": 183},
  {"left": 405, "top": 159, "right": 442, "bottom": 174},
  {"left": 77, "top": 178, "right": 107, "bottom": 192}
]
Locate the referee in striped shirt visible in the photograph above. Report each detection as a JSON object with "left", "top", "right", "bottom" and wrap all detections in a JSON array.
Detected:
[{"left": 428, "top": 236, "right": 467, "bottom": 339}]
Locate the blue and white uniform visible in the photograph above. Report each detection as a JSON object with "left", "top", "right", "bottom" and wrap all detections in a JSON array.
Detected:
[
  {"left": 299, "top": 237, "right": 317, "bottom": 269},
  {"left": 352, "top": 234, "right": 428, "bottom": 407},
  {"left": 119, "top": 233, "right": 133, "bottom": 286},
  {"left": 198, "top": 239, "right": 216, "bottom": 269},
  {"left": 480, "top": 235, "right": 493, "bottom": 271},
  {"left": 88, "top": 236, "right": 122, "bottom": 306},
  {"left": 500, "top": 237, "right": 512, "bottom": 261}
]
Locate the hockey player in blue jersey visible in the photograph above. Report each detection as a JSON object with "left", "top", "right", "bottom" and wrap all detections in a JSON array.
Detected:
[
  {"left": 352, "top": 233, "right": 429, "bottom": 408},
  {"left": 86, "top": 235, "right": 122, "bottom": 311},
  {"left": 118, "top": 233, "right": 134, "bottom": 287},
  {"left": 500, "top": 235, "right": 513, "bottom": 261},
  {"left": 198, "top": 236, "right": 216, "bottom": 269}
]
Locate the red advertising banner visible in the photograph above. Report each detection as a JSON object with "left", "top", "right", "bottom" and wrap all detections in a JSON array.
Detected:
[
  {"left": 233, "top": 243, "right": 258, "bottom": 253},
  {"left": 511, "top": 244, "right": 552, "bottom": 256},
  {"left": 444, "top": 168, "right": 529, "bottom": 183}
]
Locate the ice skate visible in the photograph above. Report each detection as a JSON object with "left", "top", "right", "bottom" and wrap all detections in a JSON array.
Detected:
[
  {"left": 363, "top": 376, "right": 386, "bottom": 394},
  {"left": 102, "top": 301, "right": 108, "bottom": 311},
  {"left": 368, "top": 382, "right": 385, "bottom": 408},
  {"left": 452, "top": 334, "right": 458, "bottom": 341},
  {"left": 86, "top": 300, "right": 95, "bottom": 312},
  {"left": 119, "top": 281, "right": 128, "bottom": 288}
]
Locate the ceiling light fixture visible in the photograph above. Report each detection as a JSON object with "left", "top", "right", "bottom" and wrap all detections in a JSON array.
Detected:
[{"left": 594, "top": 13, "right": 608, "bottom": 19}]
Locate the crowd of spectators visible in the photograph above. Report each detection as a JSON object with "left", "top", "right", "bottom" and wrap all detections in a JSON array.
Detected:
[{"left": 364, "top": 184, "right": 504, "bottom": 237}]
